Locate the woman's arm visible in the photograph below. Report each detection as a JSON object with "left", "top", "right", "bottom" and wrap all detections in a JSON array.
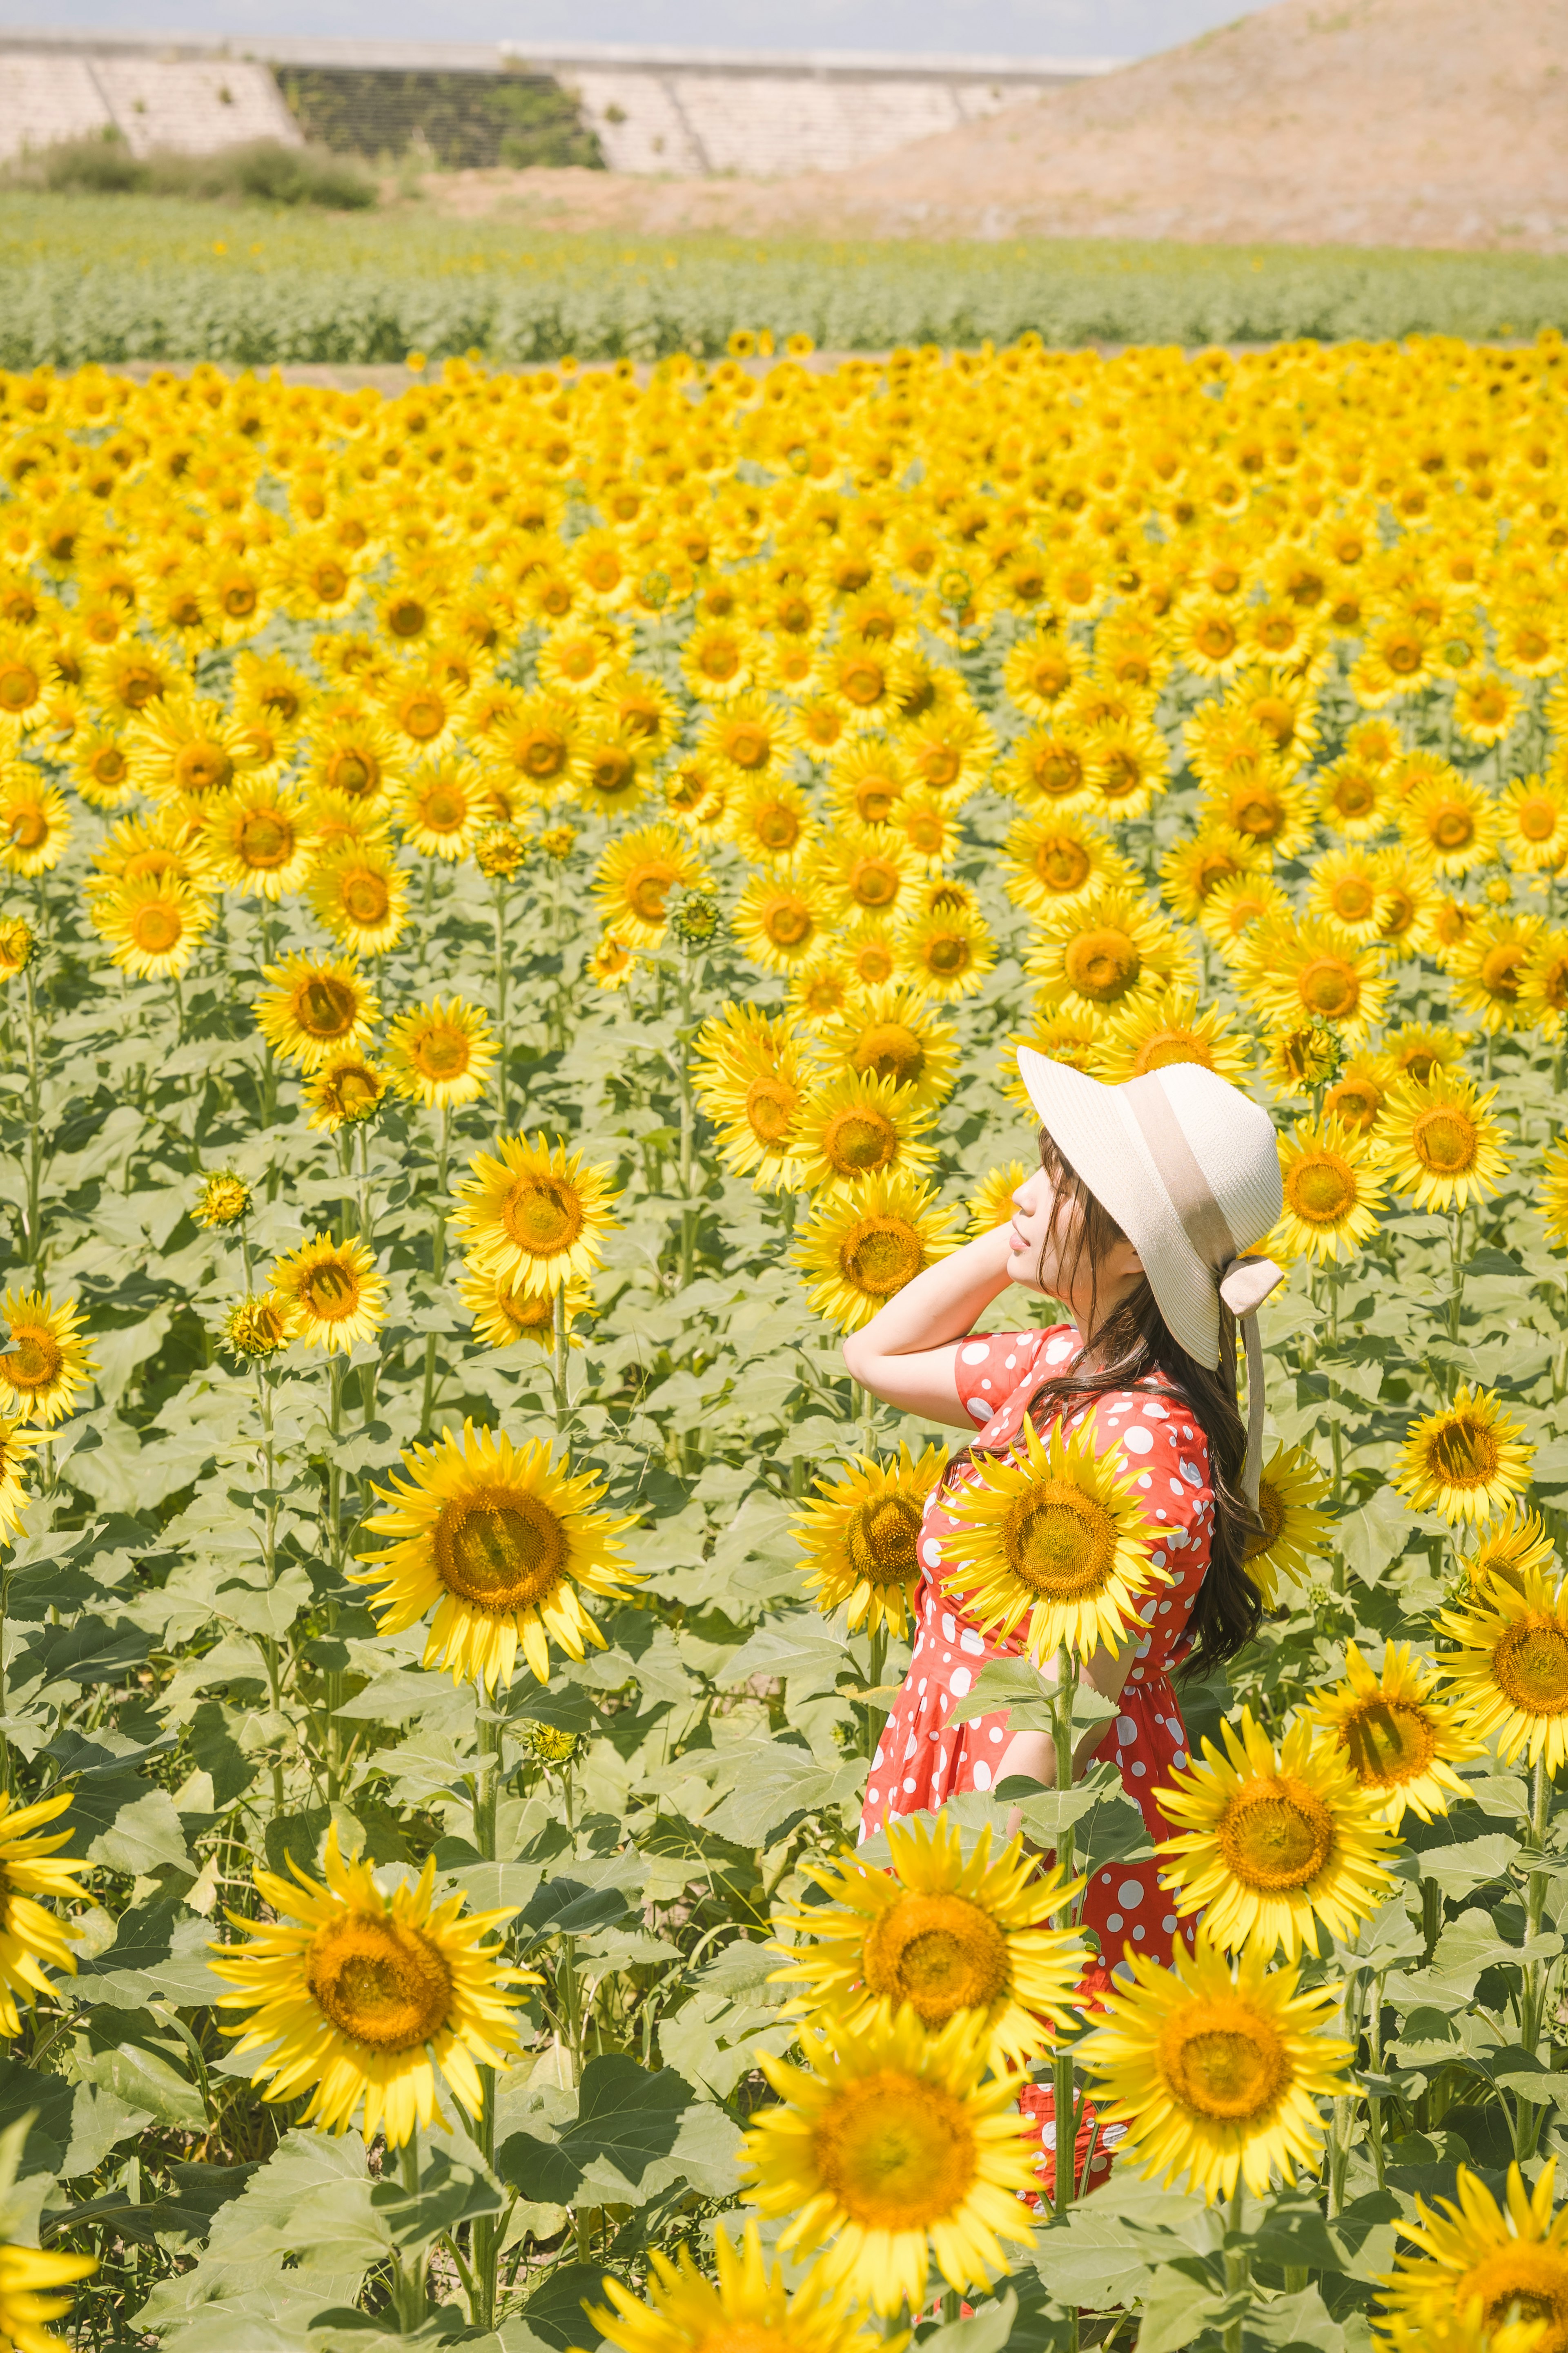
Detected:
[{"left": 842, "top": 1224, "right": 1017, "bottom": 1429}]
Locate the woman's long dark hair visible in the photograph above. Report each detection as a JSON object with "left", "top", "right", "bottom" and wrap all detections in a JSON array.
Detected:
[{"left": 971, "top": 1126, "right": 1262, "bottom": 1680}]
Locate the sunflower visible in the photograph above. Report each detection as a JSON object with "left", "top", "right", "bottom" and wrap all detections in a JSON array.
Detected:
[
  {"left": 69, "top": 727, "right": 136, "bottom": 812},
  {"left": 194, "top": 1169, "right": 251, "bottom": 1231},
  {"left": 826, "top": 738, "right": 907, "bottom": 832},
  {"left": 1096, "top": 990, "right": 1254, "bottom": 1087},
  {"left": 1520, "top": 931, "right": 1568, "bottom": 1036},
  {"left": 815, "top": 985, "right": 958, "bottom": 1111},
  {"left": 795, "top": 1442, "right": 947, "bottom": 1637},
  {"left": 1198, "top": 875, "right": 1293, "bottom": 962},
  {"left": 1271, "top": 1119, "right": 1385, "bottom": 1266},
  {"left": 457, "top": 1266, "right": 591, "bottom": 1354},
  {"left": 1376, "top": 2162, "right": 1568, "bottom": 2353},
  {"left": 1314, "top": 754, "right": 1391, "bottom": 841},
  {"left": 1304, "top": 1641, "right": 1480, "bottom": 1825},
  {"left": 1029, "top": 886, "right": 1192, "bottom": 1024},
  {"left": 307, "top": 844, "right": 409, "bottom": 957},
  {"left": 498, "top": 695, "right": 578, "bottom": 802},
  {"left": 354, "top": 1421, "right": 639, "bottom": 1689},
  {"left": 268, "top": 1233, "right": 385, "bottom": 1357},
  {"left": 1455, "top": 672, "right": 1523, "bottom": 746},
  {"left": 789, "top": 955, "right": 855, "bottom": 1029},
  {"left": 1499, "top": 773, "right": 1568, "bottom": 874},
  {"left": 303, "top": 1051, "right": 388, "bottom": 1133},
  {"left": 0, "top": 1291, "right": 94, "bottom": 1428},
  {"left": 968, "top": 1159, "right": 1031, "bottom": 1237},
  {"left": 895, "top": 902, "right": 997, "bottom": 1000},
  {"left": 1352, "top": 616, "right": 1437, "bottom": 703},
  {"left": 1393, "top": 1385, "right": 1533, "bottom": 1526},
  {"left": 731, "top": 875, "right": 822, "bottom": 972},
  {"left": 809, "top": 826, "right": 918, "bottom": 930},
  {"left": 0, "top": 1414, "right": 41, "bottom": 1540},
  {"left": 196, "top": 786, "right": 315, "bottom": 901},
  {"left": 211, "top": 1825, "right": 530, "bottom": 2147},
  {"left": 1155, "top": 1709, "right": 1397, "bottom": 1959},
  {"left": 1451, "top": 912, "right": 1545, "bottom": 1032},
  {"left": 793, "top": 1172, "right": 962, "bottom": 1332},
  {"left": 124, "top": 694, "right": 249, "bottom": 812},
  {"left": 223, "top": 1293, "right": 299, "bottom": 1361},
  {"left": 588, "top": 2219, "right": 880, "bottom": 2353},
  {"left": 96, "top": 876, "right": 214, "bottom": 982},
  {"left": 1003, "top": 813, "right": 1136, "bottom": 920},
  {"left": 0, "top": 2241, "right": 96, "bottom": 2351},
  {"left": 1383, "top": 1022, "right": 1469, "bottom": 1085},
  {"left": 691, "top": 1004, "right": 806, "bottom": 1191},
  {"left": 1463, "top": 1505, "right": 1559, "bottom": 1597},
  {"left": 1398, "top": 771, "right": 1499, "bottom": 879},
  {"left": 1080, "top": 1924, "right": 1352, "bottom": 2201},
  {"left": 593, "top": 825, "right": 711, "bottom": 944},
  {"left": 1244, "top": 1443, "right": 1333, "bottom": 1606},
  {"left": 1002, "top": 631, "right": 1088, "bottom": 719},
  {"left": 1436, "top": 1570, "right": 1568, "bottom": 1773},
  {"left": 1307, "top": 849, "right": 1390, "bottom": 943},
  {"left": 1202, "top": 765, "right": 1315, "bottom": 862},
  {"left": 1158, "top": 826, "right": 1263, "bottom": 923},
  {"left": 743, "top": 2006, "right": 1039, "bottom": 2317},
  {"left": 1249, "top": 919, "right": 1390, "bottom": 1040},
  {"left": 725, "top": 776, "right": 818, "bottom": 865},
  {"left": 385, "top": 996, "right": 497, "bottom": 1111},
  {"left": 395, "top": 761, "right": 485, "bottom": 863},
  {"left": 451, "top": 1133, "right": 621, "bottom": 1298},
  {"left": 941, "top": 1411, "right": 1164, "bottom": 1665},
  {"left": 1000, "top": 726, "right": 1098, "bottom": 816},
  {"left": 0, "top": 774, "right": 69, "bottom": 878},
  {"left": 1323, "top": 1056, "right": 1394, "bottom": 1137},
  {"left": 793, "top": 1070, "right": 936, "bottom": 1196},
  {"left": 1374, "top": 1070, "right": 1507, "bottom": 1212},
  {"left": 773, "top": 1815, "right": 1085, "bottom": 2068},
  {"left": 1541, "top": 1135, "right": 1568, "bottom": 1252}
]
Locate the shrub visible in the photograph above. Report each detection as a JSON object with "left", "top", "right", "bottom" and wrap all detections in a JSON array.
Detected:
[{"left": 36, "top": 128, "right": 147, "bottom": 196}]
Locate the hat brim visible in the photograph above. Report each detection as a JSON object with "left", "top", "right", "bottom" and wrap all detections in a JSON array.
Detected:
[{"left": 1015, "top": 1049, "right": 1221, "bottom": 1366}]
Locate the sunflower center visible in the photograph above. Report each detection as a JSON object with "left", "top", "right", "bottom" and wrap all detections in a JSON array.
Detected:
[
  {"left": 434, "top": 1483, "right": 568, "bottom": 1613},
  {"left": 296, "top": 977, "right": 360, "bottom": 1041},
  {"left": 401, "top": 694, "right": 445, "bottom": 742},
  {"left": 1411, "top": 1106, "right": 1478, "bottom": 1175},
  {"left": 1243, "top": 1479, "right": 1285, "bottom": 1560},
  {"left": 413, "top": 1026, "right": 470, "bottom": 1082},
  {"left": 1519, "top": 797, "right": 1558, "bottom": 843},
  {"left": 306, "top": 1912, "right": 453, "bottom": 2052},
  {"left": 89, "top": 747, "right": 129, "bottom": 788},
  {"left": 328, "top": 749, "right": 376, "bottom": 798},
  {"left": 502, "top": 1174, "right": 584, "bottom": 1259},
  {"left": 237, "top": 813, "right": 292, "bottom": 869},
  {"left": 419, "top": 788, "right": 467, "bottom": 834},
  {"left": 821, "top": 1106, "right": 899, "bottom": 1179},
  {"left": 852, "top": 1023, "right": 924, "bottom": 1087},
  {"left": 1427, "top": 803, "right": 1474, "bottom": 851},
  {"left": 754, "top": 802, "right": 801, "bottom": 852},
  {"left": 1425, "top": 1411, "right": 1501, "bottom": 1488},
  {"left": 1454, "top": 2245, "right": 1568, "bottom": 2353},
  {"left": 131, "top": 902, "right": 183, "bottom": 954},
  {"left": 1334, "top": 774, "right": 1379, "bottom": 820},
  {"left": 1492, "top": 1621, "right": 1568, "bottom": 1716},
  {"left": 846, "top": 1492, "right": 921, "bottom": 1586},
  {"left": 862, "top": 1893, "right": 1011, "bottom": 2023},
  {"left": 343, "top": 872, "right": 390, "bottom": 925},
  {"left": 1063, "top": 926, "right": 1140, "bottom": 1004},
  {"left": 744, "top": 1075, "right": 797, "bottom": 1148},
  {"left": 0, "top": 662, "right": 38, "bottom": 712},
  {"left": 1341, "top": 1696, "right": 1439, "bottom": 1788},
  {"left": 623, "top": 864, "right": 677, "bottom": 925},
  {"left": 842, "top": 1215, "right": 923, "bottom": 1299},
  {"left": 1231, "top": 787, "right": 1285, "bottom": 841},
  {"left": 176, "top": 743, "right": 233, "bottom": 797},
  {"left": 1330, "top": 878, "right": 1376, "bottom": 923},
  {"left": 501, "top": 1288, "right": 554, "bottom": 1336},
  {"left": 587, "top": 749, "right": 636, "bottom": 798},
  {"left": 1158, "top": 2001, "right": 1289, "bottom": 2123},
  {"left": 812, "top": 2072, "right": 977, "bottom": 2230},
  {"left": 300, "top": 1259, "right": 362, "bottom": 1325},
  {"left": 332, "top": 1068, "right": 381, "bottom": 1118},
  {"left": 1028, "top": 743, "right": 1083, "bottom": 798},
  {"left": 1000, "top": 1479, "right": 1116, "bottom": 1599},
  {"left": 854, "top": 779, "right": 899, "bottom": 825},
  {"left": 1285, "top": 1151, "right": 1357, "bottom": 1224},
  {"left": 1037, "top": 838, "right": 1091, "bottom": 893},
  {"left": 517, "top": 731, "right": 568, "bottom": 781},
  {"left": 7, "top": 1328, "right": 60, "bottom": 1390},
  {"left": 1479, "top": 944, "right": 1526, "bottom": 1001},
  {"left": 764, "top": 895, "right": 813, "bottom": 949},
  {"left": 1216, "top": 1776, "right": 1334, "bottom": 1891},
  {"left": 840, "top": 659, "right": 886, "bottom": 708},
  {"left": 7, "top": 807, "right": 46, "bottom": 850},
  {"left": 849, "top": 858, "right": 900, "bottom": 912},
  {"left": 922, "top": 930, "right": 972, "bottom": 979},
  {"left": 725, "top": 723, "right": 771, "bottom": 770}
]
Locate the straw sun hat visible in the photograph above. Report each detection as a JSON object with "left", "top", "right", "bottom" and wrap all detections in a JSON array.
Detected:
[{"left": 1016, "top": 1051, "right": 1285, "bottom": 1507}]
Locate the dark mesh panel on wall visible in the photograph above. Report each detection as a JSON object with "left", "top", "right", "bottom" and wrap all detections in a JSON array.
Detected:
[{"left": 275, "top": 68, "right": 605, "bottom": 168}]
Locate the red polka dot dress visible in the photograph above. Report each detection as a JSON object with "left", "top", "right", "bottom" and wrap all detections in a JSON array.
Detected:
[{"left": 858, "top": 1324, "right": 1214, "bottom": 2195}]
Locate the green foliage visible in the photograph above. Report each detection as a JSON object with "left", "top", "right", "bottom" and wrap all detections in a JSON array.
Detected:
[{"left": 6, "top": 141, "right": 375, "bottom": 214}]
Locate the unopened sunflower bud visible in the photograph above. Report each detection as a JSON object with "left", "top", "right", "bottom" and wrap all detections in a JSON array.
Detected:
[
  {"left": 538, "top": 824, "right": 577, "bottom": 863},
  {"left": 475, "top": 821, "right": 530, "bottom": 881},
  {"left": 669, "top": 890, "right": 721, "bottom": 951},
  {"left": 516, "top": 1720, "right": 582, "bottom": 1769},
  {"left": 195, "top": 1170, "right": 252, "bottom": 1230}
]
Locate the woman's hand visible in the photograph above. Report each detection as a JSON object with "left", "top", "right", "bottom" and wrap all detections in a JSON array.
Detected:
[{"left": 842, "top": 1223, "right": 1016, "bottom": 1428}]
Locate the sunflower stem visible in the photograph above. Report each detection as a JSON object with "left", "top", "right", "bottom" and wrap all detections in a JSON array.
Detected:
[
  {"left": 325, "top": 1353, "right": 345, "bottom": 1804},
  {"left": 394, "top": 2130, "right": 427, "bottom": 2330},
  {"left": 1366, "top": 1968, "right": 1388, "bottom": 2191},
  {"left": 862, "top": 1619, "right": 888, "bottom": 1760},
  {"left": 256, "top": 1364, "right": 286, "bottom": 1819},
  {"left": 1222, "top": 2178, "right": 1249, "bottom": 2353},
  {"left": 22, "top": 963, "right": 41, "bottom": 1282},
  {"left": 1521, "top": 1752, "right": 1553, "bottom": 2085},
  {"left": 493, "top": 873, "right": 510, "bottom": 1131},
  {"left": 553, "top": 1283, "right": 570, "bottom": 1440},
  {"left": 470, "top": 1711, "right": 502, "bottom": 2331},
  {"left": 1448, "top": 1207, "right": 1466, "bottom": 1360},
  {"left": 419, "top": 1105, "right": 451, "bottom": 1440}
]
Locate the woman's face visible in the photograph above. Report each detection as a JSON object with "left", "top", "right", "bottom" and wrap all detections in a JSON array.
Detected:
[{"left": 1006, "top": 1158, "right": 1144, "bottom": 1325}]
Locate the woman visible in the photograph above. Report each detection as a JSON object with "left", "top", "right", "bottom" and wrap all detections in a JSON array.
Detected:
[{"left": 842, "top": 1050, "right": 1284, "bottom": 2190}]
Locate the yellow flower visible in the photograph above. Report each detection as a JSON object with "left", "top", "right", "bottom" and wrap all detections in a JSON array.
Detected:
[
  {"left": 1435, "top": 1569, "right": 1568, "bottom": 1773},
  {"left": 1449, "top": 913, "right": 1546, "bottom": 1033},
  {"left": 0, "top": 1415, "right": 41, "bottom": 1539},
  {"left": 742, "top": 2005, "right": 1040, "bottom": 2317},
  {"left": 0, "top": 1292, "right": 94, "bottom": 1427},
  {"left": 0, "top": 2239, "right": 96, "bottom": 2351},
  {"left": 1029, "top": 886, "right": 1191, "bottom": 1024},
  {"left": 194, "top": 1170, "right": 251, "bottom": 1229},
  {"left": 253, "top": 953, "right": 380, "bottom": 1073},
  {"left": 940, "top": 1410, "right": 1164, "bottom": 1666},
  {"left": 587, "top": 2220, "right": 886, "bottom": 2353},
  {"left": 1305, "top": 1640, "right": 1480, "bottom": 1824},
  {"left": 895, "top": 900, "right": 997, "bottom": 1000},
  {"left": 1374, "top": 1070, "right": 1508, "bottom": 1212},
  {"left": 1157, "top": 825, "right": 1263, "bottom": 923},
  {"left": 385, "top": 995, "right": 497, "bottom": 1111},
  {"left": 726, "top": 775, "right": 818, "bottom": 865},
  {"left": 197, "top": 786, "right": 315, "bottom": 900},
  {"left": 451, "top": 1133, "right": 620, "bottom": 1299},
  {"left": 211, "top": 1825, "right": 531, "bottom": 2147},
  {"left": 0, "top": 918, "right": 33, "bottom": 980},
  {"left": 1313, "top": 754, "right": 1390, "bottom": 841},
  {"left": 811, "top": 825, "right": 919, "bottom": 929},
  {"left": 303, "top": 1051, "right": 388, "bottom": 1132},
  {"left": 1376, "top": 2160, "right": 1568, "bottom": 2353},
  {"left": 590, "top": 931, "right": 637, "bottom": 991},
  {"left": 733, "top": 873, "right": 823, "bottom": 972},
  {"left": 1096, "top": 989, "right": 1254, "bottom": 1087},
  {"left": 1080, "top": 1924, "right": 1352, "bottom": 2201},
  {"left": 815, "top": 984, "right": 958, "bottom": 1111},
  {"left": 1243, "top": 1443, "right": 1333, "bottom": 1605},
  {"left": 690, "top": 1004, "right": 806, "bottom": 1191},
  {"left": 793, "top": 1172, "right": 962, "bottom": 1332},
  {"left": 1499, "top": 773, "right": 1568, "bottom": 873},
  {"left": 1307, "top": 847, "right": 1390, "bottom": 942},
  {"left": 223, "top": 1294, "right": 297, "bottom": 1360},
  {"left": 1541, "top": 1135, "right": 1568, "bottom": 1251},
  {"left": 795, "top": 1443, "right": 947, "bottom": 1637},
  {"left": 1247, "top": 919, "right": 1391, "bottom": 1041},
  {"left": 0, "top": 1789, "right": 89, "bottom": 2033},
  {"left": 1156, "top": 1708, "right": 1397, "bottom": 1959},
  {"left": 457, "top": 1265, "right": 590, "bottom": 1353},
  {"left": 592, "top": 824, "right": 711, "bottom": 943},
  {"left": 307, "top": 844, "right": 409, "bottom": 957},
  {"left": 1398, "top": 769, "right": 1499, "bottom": 878},
  {"left": 96, "top": 876, "right": 214, "bottom": 982},
  {"left": 1394, "top": 1385, "right": 1534, "bottom": 1526},
  {"left": 967, "top": 1158, "right": 1031, "bottom": 1236},
  {"left": 1520, "top": 930, "right": 1568, "bottom": 1037},
  {"left": 0, "top": 773, "right": 70, "bottom": 877},
  {"left": 354, "top": 1421, "right": 639, "bottom": 1689},
  {"left": 396, "top": 760, "right": 486, "bottom": 862},
  {"left": 793, "top": 1069, "right": 937, "bottom": 1195},
  {"left": 1463, "top": 1505, "right": 1558, "bottom": 1597},
  {"left": 773, "top": 1814, "right": 1085, "bottom": 2070},
  {"left": 1271, "top": 1119, "right": 1385, "bottom": 1265},
  {"left": 268, "top": 1234, "right": 385, "bottom": 1356},
  {"left": 1323, "top": 1056, "right": 1395, "bottom": 1137}
]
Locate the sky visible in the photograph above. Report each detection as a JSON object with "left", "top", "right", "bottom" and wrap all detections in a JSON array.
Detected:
[{"left": 0, "top": 0, "right": 1280, "bottom": 60}]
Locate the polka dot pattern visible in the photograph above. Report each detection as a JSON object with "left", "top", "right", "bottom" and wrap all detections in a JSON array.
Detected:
[{"left": 859, "top": 1323, "right": 1212, "bottom": 1990}]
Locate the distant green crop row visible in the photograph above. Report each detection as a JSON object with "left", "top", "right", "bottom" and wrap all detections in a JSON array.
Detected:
[{"left": 2, "top": 192, "right": 1566, "bottom": 364}]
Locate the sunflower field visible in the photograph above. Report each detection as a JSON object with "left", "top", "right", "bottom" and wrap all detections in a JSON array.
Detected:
[{"left": 0, "top": 332, "right": 1566, "bottom": 2353}]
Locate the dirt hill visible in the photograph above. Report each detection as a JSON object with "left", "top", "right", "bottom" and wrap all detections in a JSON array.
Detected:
[{"left": 430, "top": 0, "right": 1568, "bottom": 249}]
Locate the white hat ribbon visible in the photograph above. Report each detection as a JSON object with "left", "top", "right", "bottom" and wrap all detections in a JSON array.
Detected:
[{"left": 1121, "top": 1075, "right": 1284, "bottom": 1511}]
